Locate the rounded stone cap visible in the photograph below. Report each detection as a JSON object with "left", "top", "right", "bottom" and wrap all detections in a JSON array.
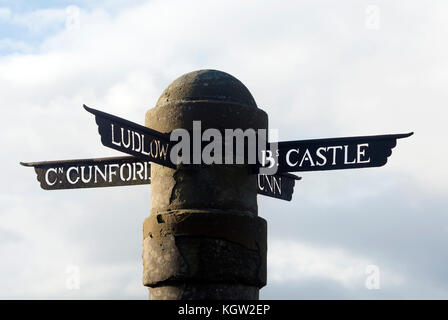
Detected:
[{"left": 156, "top": 69, "right": 257, "bottom": 108}]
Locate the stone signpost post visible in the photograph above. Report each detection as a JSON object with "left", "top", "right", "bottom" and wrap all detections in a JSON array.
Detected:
[{"left": 142, "top": 70, "right": 269, "bottom": 299}]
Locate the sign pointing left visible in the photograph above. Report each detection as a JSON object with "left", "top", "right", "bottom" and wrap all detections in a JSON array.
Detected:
[
  {"left": 21, "top": 156, "right": 300, "bottom": 201},
  {"left": 84, "top": 104, "right": 176, "bottom": 168}
]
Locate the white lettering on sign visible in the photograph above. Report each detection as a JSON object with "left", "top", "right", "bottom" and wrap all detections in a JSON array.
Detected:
[
  {"left": 45, "top": 168, "right": 58, "bottom": 186},
  {"left": 110, "top": 124, "right": 169, "bottom": 162},
  {"left": 284, "top": 143, "right": 371, "bottom": 168},
  {"left": 257, "top": 174, "right": 282, "bottom": 195},
  {"left": 316, "top": 147, "right": 327, "bottom": 166},
  {"left": 327, "top": 146, "right": 343, "bottom": 165},
  {"left": 111, "top": 124, "right": 121, "bottom": 147},
  {"left": 120, "top": 163, "right": 132, "bottom": 182},
  {"left": 299, "top": 149, "right": 315, "bottom": 167},
  {"left": 94, "top": 165, "right": 107, "bottom": 183},
  {"left": 67, "top": 167, "right": 80, "bottom": 184},
  {"left": 357, "top": 143, "right": 371, "bottom": 163},
  {"left": 261, "top": 149, "right": 278, "bottom": 168},
  {"left": 54, "top": 162, "right": 151, "bottom": 185},
  {"left": 286, "top": 149, "right": 299, "bottom": 167},
  {"left": 132, "top": 131, "right": 141, "bottom": 152}
]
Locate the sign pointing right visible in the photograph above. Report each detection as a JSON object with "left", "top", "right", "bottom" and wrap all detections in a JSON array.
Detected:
[{"left": 270, "top": 132, "right": 413, "bottom": 173}]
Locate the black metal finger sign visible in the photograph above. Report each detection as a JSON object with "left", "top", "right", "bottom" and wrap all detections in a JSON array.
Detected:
[
  {"left": 21, "top": 156, "right": 300, "bottom": 201},
  {"left": 266, "top": 133, "right": 413, "bottom": 173},
  {"left": 84, "top": 105, "right": 176, "bottom": 169}
]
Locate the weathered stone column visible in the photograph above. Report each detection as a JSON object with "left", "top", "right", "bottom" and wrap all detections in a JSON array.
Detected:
[{"left": 142, "top": 70, "right": 268, "bottom": 300}]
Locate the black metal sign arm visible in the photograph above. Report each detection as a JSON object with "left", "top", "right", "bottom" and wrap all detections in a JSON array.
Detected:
[
  {"left": 257, "top": 172, "right": 301, "bottom": 201},
  {"left": 83, "top": 105, "right": 176, "bottom": 168},
  {"left": 21, "top": 157, "right": 300, "bottom": 201},
  {"left": 20, "top": 156, "right": 151, "bottom": 190},
  {"left": 272, "top": 132, "right": 413, "bottom": 173}
]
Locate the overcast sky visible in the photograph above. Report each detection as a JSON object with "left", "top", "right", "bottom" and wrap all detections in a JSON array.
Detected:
[{"left": 1, "top": 0, "right": 447, "bottom": 299}]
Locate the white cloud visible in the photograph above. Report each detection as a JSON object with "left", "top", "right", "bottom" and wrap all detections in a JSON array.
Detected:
[
  {"left": 0, "top": 38, "right": 31, "bottom": 52},
  {"left": 268, "top": 239, "right": 404, "bottom": 289},
  {"left": 0, "top": 7, "right": 11, "bottom": 20},
  {"left": 0, "top": 7, "right": 68, "bottom": 34}
]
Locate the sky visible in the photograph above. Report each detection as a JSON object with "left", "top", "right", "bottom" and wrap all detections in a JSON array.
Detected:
[{"left": 0, "top": 0, "right": 447, "bottom": 299}]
